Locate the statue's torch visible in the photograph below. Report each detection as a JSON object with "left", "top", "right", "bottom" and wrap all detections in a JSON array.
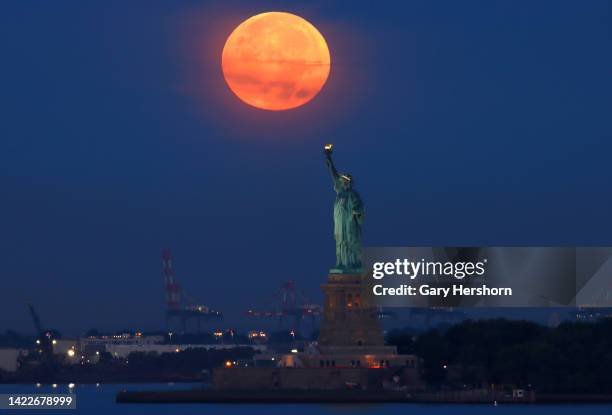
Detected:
[{"left": 324, "top": 143, "right": 333, "bottom": 157}]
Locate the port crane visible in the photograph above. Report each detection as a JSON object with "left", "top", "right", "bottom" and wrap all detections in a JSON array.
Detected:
[
  {"left": 244, "top": 280, "right": 322, "bottom": 334},
  {"left": 162, "top": 249, "right": 222, "bottom": 332}
]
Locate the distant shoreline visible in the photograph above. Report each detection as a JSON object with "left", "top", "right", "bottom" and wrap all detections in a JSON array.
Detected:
[{"left": 0, "top": 376, "right": 205, "bottom": 385}]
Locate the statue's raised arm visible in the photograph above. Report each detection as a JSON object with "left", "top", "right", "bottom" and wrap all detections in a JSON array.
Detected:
[{"left": 324, "top": 144, "right": 339, "bottom": 182}]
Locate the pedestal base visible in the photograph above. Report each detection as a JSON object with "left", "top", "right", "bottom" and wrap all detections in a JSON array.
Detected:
[{"left": 318, "top": 271, "right": 388, "bottom": 349}]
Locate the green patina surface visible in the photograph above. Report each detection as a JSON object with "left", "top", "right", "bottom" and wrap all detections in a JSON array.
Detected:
[{"left": 324, "top": 147, "right": 364, "bottom": 273}]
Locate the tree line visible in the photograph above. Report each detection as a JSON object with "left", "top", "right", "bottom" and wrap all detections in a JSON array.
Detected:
[{"left": 387, "top": 318, "right": 612, "bottom": 393}]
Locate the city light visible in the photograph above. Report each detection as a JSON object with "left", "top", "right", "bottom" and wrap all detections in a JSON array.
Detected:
[
  {"left": 247, "top": 330, "right": 268, "bottom": 340},
  {"left": 52, "top": 339, "right": 57, "bottom": 345},
  {"left": 67, "top": 349, "right": 75, "bottom": 357},
  {"left": 225, "top": 360, "right": 233, "bottom": 368}
]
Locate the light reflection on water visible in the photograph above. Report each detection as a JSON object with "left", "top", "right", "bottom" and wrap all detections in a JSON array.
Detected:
[{"left": 1, "top": 384, "right": 612, "bottom": 415}]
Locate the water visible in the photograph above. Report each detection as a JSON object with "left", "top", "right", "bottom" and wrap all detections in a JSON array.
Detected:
[{"left": 1, "top": 384, "right": 611, "bottom": 414}]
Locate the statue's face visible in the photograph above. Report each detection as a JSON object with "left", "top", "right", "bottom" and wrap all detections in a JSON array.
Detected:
[{"left": 342, "top": 177, "right": 352, "bottom": 189}]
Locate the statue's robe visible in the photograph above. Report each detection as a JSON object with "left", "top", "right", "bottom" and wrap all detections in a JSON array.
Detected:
[{"left": 333, "top": 177, "right": 364, "bottom": 270}]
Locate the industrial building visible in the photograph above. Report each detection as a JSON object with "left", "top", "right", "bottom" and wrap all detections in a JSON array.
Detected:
[{"left": 0, "top": 348, "right": 26, "bottom": 372}]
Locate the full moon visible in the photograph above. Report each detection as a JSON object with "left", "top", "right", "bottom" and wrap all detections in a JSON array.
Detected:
[{"left": 221, "top": 12, "right": 331, "bottom": 111}]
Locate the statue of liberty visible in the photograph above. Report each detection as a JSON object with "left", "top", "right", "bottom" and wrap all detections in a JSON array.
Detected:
[{"left": 324, "top": 144, "right": 364, "bottom": 273}]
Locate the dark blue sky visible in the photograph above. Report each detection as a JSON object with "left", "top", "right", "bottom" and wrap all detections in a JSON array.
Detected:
[{"left": 1, "top": 1, "right": 611, "bottom": 333}]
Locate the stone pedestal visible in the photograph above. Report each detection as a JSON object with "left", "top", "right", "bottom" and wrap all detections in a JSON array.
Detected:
[
  {"left": 212, "top": 271, "right": 422, "bottom": 390},
  {"left": 318, "top": 272, "right": 395, "bottom": 354}
]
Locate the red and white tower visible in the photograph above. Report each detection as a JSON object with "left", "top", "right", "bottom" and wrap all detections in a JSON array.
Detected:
[{"left": 162, "top": 248, "right": 181, "bottom": 311}]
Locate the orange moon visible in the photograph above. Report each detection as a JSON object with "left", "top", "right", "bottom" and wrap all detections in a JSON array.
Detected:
[{"left": 221, "top": 12, "right": 331, "bottom": 111}]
